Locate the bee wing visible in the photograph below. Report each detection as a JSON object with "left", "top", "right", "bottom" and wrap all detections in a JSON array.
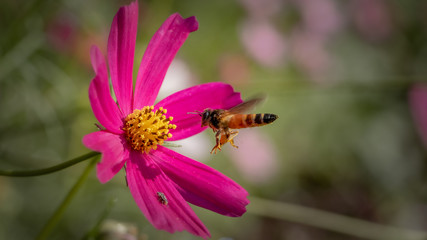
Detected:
[{"left": 227, "top": 96, "right": 265, "bottom": 114}]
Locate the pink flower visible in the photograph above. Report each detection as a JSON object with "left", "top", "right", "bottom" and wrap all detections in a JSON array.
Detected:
[
  {"left": 290, "top": 30, "right": 331, "bottom": 83},
  {"left": 295, "top": 0, "right": 341, "bottom": 39},
  {"left": 82, "top": 2, "right": 249, "bottom": 238}
]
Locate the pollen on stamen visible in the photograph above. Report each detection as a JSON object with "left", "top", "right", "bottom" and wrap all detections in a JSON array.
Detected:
[{"left": 123, "top": 106, "right": 176, "bottom": 153}]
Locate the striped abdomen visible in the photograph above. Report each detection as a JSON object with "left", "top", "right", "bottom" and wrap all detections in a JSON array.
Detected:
[{"left": 227, "top": 113, "right": 278, "bottom": 129}]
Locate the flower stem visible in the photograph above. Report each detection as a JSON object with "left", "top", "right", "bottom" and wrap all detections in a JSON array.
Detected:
[
  {"left": 248, "top": 196, "right": 427, "bottom": 240},
  {"left": 36, "top": 156, "right": 98, "bottom": 240},
  {"left": 0, "top": 152, "right": 100, "bottom": 177}
]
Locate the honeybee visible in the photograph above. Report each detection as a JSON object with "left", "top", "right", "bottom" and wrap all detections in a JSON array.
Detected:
[{"left": 193, "top": 97, "right": 278, "bottom": 154}]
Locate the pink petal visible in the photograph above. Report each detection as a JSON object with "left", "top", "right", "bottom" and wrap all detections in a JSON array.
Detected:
[
  {"left": 152, "top": 146, "right": 249, "bottom": 217},
  {"left": 155, "top": 82, "right": 242, "bottom": 141},
  {"left": 107, "top": 1, "right": 138, "bottom": 116},
  {"left": 409, "top": 84, "right": 427, "bottom": 147},
  {"left": 90, "top": 45, "right": 106, "bottom": 75},
  {"left": 82, "top": 131, "right": 127, "bottom": 183},
  {"left": 133, "top": 14, "right": 199, "bottom": 108},
  {"left": 88, "top": 46, "right": 123, "bottom": 134},
  {"left": 126, "top": 151, "right": 210, "bottom": 238}
]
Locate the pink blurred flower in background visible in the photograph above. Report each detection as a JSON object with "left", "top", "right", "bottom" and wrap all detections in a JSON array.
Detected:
[
  {"left": 409, "top": 84, "right": 427, "bottom": 147},
  {"left": 290, "top": 30, "right": 331, "bottom": 83},
  {"left": 227, "top": 129, "right": 279, "bottom": 184},
  {"left": 82, "top": 2, "right": 249, "bottom": 238},
  {"left": 45, "top": 9, "right": 108, "bottom": 68},
  {"left": 350, "top": 0, "right": 393, "bottom": 42},
  {"left": 238, "top": 0, "right": 287, "bottom": 68},
  {"left": 238, "top": 0, "right": 342, "bottom": 82},
  {"left": 289, "top": 0, "right": 341, "bottom": 83},
  {"left": 46, "top": 12, "right": 78, "bottom": 53},
  {"left": 293, "top": 0, "right": 341, "bottom": 39},
  {"left": 240, "top": 19, "right": 287, "bottom": 68}
]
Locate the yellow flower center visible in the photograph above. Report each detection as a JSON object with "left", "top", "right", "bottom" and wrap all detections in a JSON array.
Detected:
[{"left": 123, "top": 106, "right": 176, "bottom": 153}]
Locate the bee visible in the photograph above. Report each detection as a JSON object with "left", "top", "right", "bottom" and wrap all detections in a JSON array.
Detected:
[
  {"left": 157, "top": 192, "right": 168, "bottom": 205},
  {"left": 194, "top": 97, "right": 278, "bottom": 154}
]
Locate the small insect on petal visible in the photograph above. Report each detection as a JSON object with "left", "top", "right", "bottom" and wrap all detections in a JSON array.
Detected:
[{"left": 157, "top": 192, "right": 168, "bottom": 205}]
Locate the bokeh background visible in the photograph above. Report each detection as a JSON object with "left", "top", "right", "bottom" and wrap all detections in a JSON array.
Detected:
[{"left": 1, "top": 0, "right": 427, "bottom": 239}]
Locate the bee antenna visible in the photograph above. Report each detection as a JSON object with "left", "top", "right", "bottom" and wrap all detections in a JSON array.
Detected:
[{"left": 187, "top": 111, "right": 202, "bottom": 116}]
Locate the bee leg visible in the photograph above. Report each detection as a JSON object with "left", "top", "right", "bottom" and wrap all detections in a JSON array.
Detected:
[
  {"left": 229, "top": 139, "right": 238, "bottom": 149},
  {"left": 228, "top": 130, "right": 239, "bottom": 149},
  {"left": 210, "top": 131, "right": 223, "bottom": 154}
]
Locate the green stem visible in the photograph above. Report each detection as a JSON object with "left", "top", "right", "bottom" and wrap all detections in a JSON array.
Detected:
[
  {"left": 36, "top": 156, "right": 98, "bottom": 240},
  {"left": 248, "top": 197, "right": 427, "bottom": 240},
  {"left": 0, "top": 152, "right": 99, "bottom": 177}
]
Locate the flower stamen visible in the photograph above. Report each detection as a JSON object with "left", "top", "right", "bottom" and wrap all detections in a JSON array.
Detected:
[{"left": 123, "top": 106, "right": 176, "bottom": 153}]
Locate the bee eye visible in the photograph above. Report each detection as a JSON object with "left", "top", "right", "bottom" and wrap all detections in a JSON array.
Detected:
[{"left": 203, "top": 111, "right": 210, "bottom": 119}]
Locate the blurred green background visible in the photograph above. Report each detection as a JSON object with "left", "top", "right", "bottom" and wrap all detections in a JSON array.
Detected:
[{"left": 1, "top": 0, "right": 427, "bottom": 239}]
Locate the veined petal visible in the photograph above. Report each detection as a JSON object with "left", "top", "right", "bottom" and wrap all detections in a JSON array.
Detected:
[
  {"left": 152, "top": 146, "right": 249, "bottom": 217},
  {"left": 133, "top": 13, "right": 198, "bottom": 108},
  {"left": 107, "top": 1, "right": 138, "bottom": 115},
  {"left": 82, "top": 131, "right": 127, "bottom": 183},
  {"left": 126, "top": 151, "right": 210, "bottom": 238},
  {"left": 88, "top": 46, "right": 123, "bottom": 134},
  {"left": 155, "top": 82, "right": 242, "bottom": 141}
]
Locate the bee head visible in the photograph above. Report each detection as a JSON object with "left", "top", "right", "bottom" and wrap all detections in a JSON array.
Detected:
[
  {"left": 187, "top": 109, "right": 213, "bottom": 127},
  {"left": 200, "top": 109, "right": 213, "bottom": 127}
]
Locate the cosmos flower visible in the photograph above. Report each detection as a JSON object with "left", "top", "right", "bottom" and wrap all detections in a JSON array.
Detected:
[{"left": 82, "top": 2, "right": 249, "bottom": 238}]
